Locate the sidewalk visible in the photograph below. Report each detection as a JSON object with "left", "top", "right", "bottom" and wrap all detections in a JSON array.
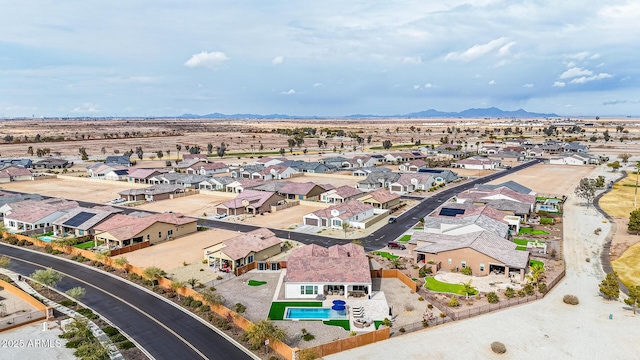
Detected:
[{"left": 0, "top": 268, "right": 124, "bottom": 360}]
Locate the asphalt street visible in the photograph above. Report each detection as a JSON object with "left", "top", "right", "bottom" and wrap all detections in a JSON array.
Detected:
[{"left": 0, "top": 244, "right": 254, "bottom": 360}]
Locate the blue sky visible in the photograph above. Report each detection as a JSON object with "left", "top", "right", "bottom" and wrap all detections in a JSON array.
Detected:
[{"left": 1, "top": 0, "right": 638, "bottom": 117}]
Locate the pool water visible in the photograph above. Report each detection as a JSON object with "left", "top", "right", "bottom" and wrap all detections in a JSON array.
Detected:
[
  {"left": 39, "top": 236, "right": 56, "bottom": 242},
  {"left": 285, "top": 307, "right": 347, "bottom": 320},
  {"left": 538, "top": 205, "right": 557, "bottom": 212}
]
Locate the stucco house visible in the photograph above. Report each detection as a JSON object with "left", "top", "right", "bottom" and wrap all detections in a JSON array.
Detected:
[
  {"left": 197, "top": 176, "right": 235, "bottom": 191},
  {"left": 203, "top": 228, "right": 282, "bottom": 273},
  {"left": 215, "top": 190, "right": 284, "bottom": 216},
  {"left": 2, "top": 198, "right": 79, "bottom": 232},
  {"left": 303, "top": 200, "right": 374, "bottom": 229},
  {"left": 127, "top": 169, "right": 165, "bottom": 184},
  {"left": 0, "top": 166, "right": 34, "bottom": 183},
  {"left": 389, "top": 173, "right": 436, "bottom": 194},
  {"left": 352, "top": 166, "right": 391, "bottom": 177},
  {"left": 356, "top": 172, "right": 400, "bottom": 192},
  {"left": 412, "top": 230, "right": 530, "bottom": 281},
  {"left": 399, "top": 159, "right": 428, "bottom": 172},
  {"left": 186, "top": 162, "right": 228, "bottom": 176},
  {"left": 278, "top": 182, "right": 326, "bottom": 200},
  {"left": 52, "top": 206, "right": 121, "bottom": 237},
  {"left": 118, "top": 184, "right": 186, "bottom": 202},
  {"left": 452, "top": 156, "right": 498, "bottom": 170},
  {"left": 284, "top": 243, "right": 372, "bottom": 299},
  {"left": 320, "top": 185, "right": 363, "bottom": 204},
  {"left": 422, "top": 214, "right": 510, "bottom": 239},
  {"left": 358, "top": 188, "right": 401, "bottom": 210},
  {"left": 94, "top": 212, "right": 197, "bottom": 247}
]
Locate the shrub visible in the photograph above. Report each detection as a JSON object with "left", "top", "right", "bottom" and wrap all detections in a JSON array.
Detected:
[
  {"left": 517, "top": 289, "right": 526, "bottom": 297},
  {"left": 540, "top": 217, "right": 554, "bottom": 225},
  {"left": 102, "top": 326, "right": 120, "bottom": 337},
  {"left": 110, "top": 334, "right": 126, "bottom": 342},
  {"left": 44, "top": 245, "right": 53, "bottom": 253},
  {"left": 65, "top": 339, "right": 82, "bottom": 348},
  {"left": 487, "top": 292, "right": 499, "bottom": 304},
  {"left": 216, "top": 275, "right": 223, "bottom": 280},
  {"left": 167, "top": 292, "right": 177, "bottom": 298},
  {"left": 302, "top": 333, "right": 315, "bottom": 341},
  {"left": 200, "top": 305, "right": 210, "bottom": 312},
  {"left": 76, "top": 308, "right": 99, "bottom": 320},
  {"left": 563, "top": 294, "right": 579, "bottom": 305},
  {"left": 585, "top": 257, "right": 591, "bottom": 262},
  {"left": 128, "top": 273, "right": 142, "bottom": 281},
  {"left": 17, "top": 239, "right": 26, "bottom": 246},
  {"left": 448, "top": 296, "right": 459, "bottom": 307},
  {"left": 52, "top": 249, "right": 63, "bottom": 255},
  {"left": 550, "top": 248, "right": 557, "bottom": 260},
  {"left": 59, "top": 300, "right": 77, "bottom": 307},
  {"left": 538, "top": 283, "right": 547, "bottom": 294},
  {"left": 524, "top": 284, "right": 535, "bottom": 296},
  {"left": 381, "top": 318, "right": 392, "bottom": 327},
  {"left": 594, "top": 227, "right": 602, "bottom": 235},
  {"left": 427, "top": 304, "right": 433, "bottom": 310},
  {"left": 491, "top": 341, "right": 507, "bottom": 354},
  {"left": 399, "top": 327, "right": 406, "bottom": 333},
  {"left": 461, "top": 267, "right": 472, "bottom": 276},
  {"left": 209, "top": 286, "right": 216, "bottom": 292},
  {"left": 504, "top": 287, "right": 515, "bottom": 298},
  {"left": 181, "top": 296, "right": 194, "bottom": 306},
  {"left": 418, "top": 296, "right": 424, "bottom": 301},
  {"left": 119, "top": 341, "right": 135, "bottom": 350},
  {"left": 422, "top": 319, "right": 429, "bottom": 328},
  {"left": 190, "top": 300, "right": 203, "bottom": 308},
  {"left": 234, "top": 303, "right": 246, "bottom": 313}
]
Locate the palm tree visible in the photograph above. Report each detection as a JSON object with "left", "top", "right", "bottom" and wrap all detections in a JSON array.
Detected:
[
  {"left": 245, "top": 320, "right": 286, "bottom": 350},
  {"left": 187, "top": 277, "right": 198, "bottom": 288},
  {"left": 113, "top": 257, "right": 129, "bottom": 274},
  {"left": 171, "top": 281, "right": 186, "bottom": 300},
  {"left": 526, "top": 263, "right": 546, "bottom": 285},
  {"left": 460, "top": 279, "right": 476, "bottom": 300},
  {"left": 143, "top": 266, "right": 166, "bottom": 286},
  {"left": 342, "top": 221, "right": 350, "bottom": 238},
  {"left": 176, "top": 144, "right": 182, "bottom": 160},
  {"left": 390, "top": 258, "right": 404, "bottom": 269}
]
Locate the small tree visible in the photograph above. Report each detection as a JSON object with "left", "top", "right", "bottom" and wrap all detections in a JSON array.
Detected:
[
  {"left": 460, "top": 279, "right": 476, "bottom": 299},
  {"left": 574, "top": 178, "right": 597, "bottom": 207},
  {"left": 143, "top": 266, "right": 166, "bottom": 286},
  {"left": 245, "top": 320, "right": 286, "bottom": 350},
  {"left": 65, "top": 287, "right": 86, "bottom": 300},
  {"left": 599, "top": 272, "right": 620, "bottom": 300},
  {"left": 200, "top": 288, "right": 224, "bottom": 306},
  {"left": 171, "top": 281, "right": 186, "bottom": 300},
  {"left": 607, "top": 161, "right": 621, "bottom": 172},
  {"left": 187, "top": 277, "right": 198, "bottom": 288},
  {"left": 342, "top": 221, "right": 350, "bottom": 238},
  {"left": 382, "top": 140, "right": 393, "bottom": 150},
  {"left": 628, "top": 209, "right": 640, "bottom": 234},
  {"left": 113, "top": 257, "right": 129, "bottom": 274},
  {"left": 31, "top": 268, "right": 63, "bottom": 296},
  {"left": 618, "top": 153, "right": 631, "bottom": 164},
  {"left": 526, "top": 263, "right": 546, "bottom": 286},
  {"left": 624, "top": 285, "right": 640, "bottom": 315}
]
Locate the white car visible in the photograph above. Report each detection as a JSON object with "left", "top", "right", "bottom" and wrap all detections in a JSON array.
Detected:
[
  {"left": 111, "top": 198, "right": 126, "bottom": 204},
  {"left": 213, "top": 213, "right": 227, "bottom": 220}
]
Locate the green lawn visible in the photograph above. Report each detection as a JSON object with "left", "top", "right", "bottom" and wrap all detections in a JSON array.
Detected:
[
  {"left": 530, "top": 259, "right": 545, "bottom": 268},
  {"left": 74, "top": 241, "right": 95, "bottom": 249},
  {"left": 372, "top": 251, "right": 399, "bottom": 260},
  {"left": 424, "top": 277, "right": 478, "bottom": 296},
  {"left": 536, "top": 197, "right": 563, "bottom": 202},
  {"left": 516, "top": 245, "right": 527, "bottom": 251},
  {"left": 323, "top": 320, "right": 350, "bottom": 331},
  {"left": 268, "top": 301, "right": 322, "bottom": 320},
  {"left": 398, "top": 235, "right": 411, "bottom": 243},
  {"left": 413, "top": 227, "right": 423, "bottom": 230},
  {"left": 518, "top": 228, "right": 549, "bottom": 235},
  {"left": 247, "top": 280, "right": 267, "bottom": 286}
]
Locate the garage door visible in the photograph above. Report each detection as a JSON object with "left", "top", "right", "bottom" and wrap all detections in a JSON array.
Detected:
[
  {"left": 305, "top": 218, "right": 318, "bottom": 226},
  {"left": 217, "top": 208, "right": 227, "bottom": 215}
]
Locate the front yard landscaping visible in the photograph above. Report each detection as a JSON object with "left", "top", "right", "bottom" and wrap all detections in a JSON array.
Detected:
[
  {"left": 247, "top": 280, "right": 267, "bottom": 286},
  {"left": 372, "top": 251, "right": 399, "bottom": 260},
  {"left": 398, "top": 235, "right": 411, "bottom": 243},
  {"left": 530, "top": 259, "right": 545, "bottom": 268},
  {"left": 424, "top": 277, "right": 478, "bottom": 296},
  {"left": 518, "top": 228, "right": 549, "bottom": 236},
  {"left": 74, "top": 240, "right": 95, "bottom": 250},
  {"left": 268, "top": 301, "right": 322, "bottom": 320},
  {"left": 323, "top": 320, "right": 350, "bottom": 330}
]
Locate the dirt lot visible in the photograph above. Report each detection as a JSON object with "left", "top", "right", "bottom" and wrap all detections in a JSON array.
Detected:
[
  {"left": 0, "top": 177, "right": 145, "bottom": 203},
  {"left": 135, "top": 192, "right": 236, "bottom": 217},
  {"left": 123, "top": 228, "right": 238, "bottom": 271},
  {"left": 487, "top": 163, "right": 595, "bottom": 196},
  {"left": 599, "top": 173, "right": 637, "bottom": 218},
  {"left": 290, "top": 173, "right": 362, "bottom": 188},
  {"left": 235, "top": 204, "right": 325, "bottom": 229}
]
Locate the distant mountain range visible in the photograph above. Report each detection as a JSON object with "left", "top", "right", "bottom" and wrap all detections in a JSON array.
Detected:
[{"left": 180, "top": 107, "right": 559, "bottom": 119}]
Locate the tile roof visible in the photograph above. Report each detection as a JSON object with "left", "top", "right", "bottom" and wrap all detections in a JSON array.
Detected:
[
  {"left": 4, "top": 198, "right": 79, "bottom": 223},
  {"left": 435, "top": 203, "right": 510, "bottom": 224},
  {"left": 357, "top": 172, "right": 400, "bottom": 185},
  {"left": 0, "top": 166, "right": 32, "bottom": 178},
  {"left": 325, "top": 185, "right": 363, "bottom": 199},
  {"left": 217, "top": 228, "right": 281, "bottom": 260},
  {"left": 218, "top": 190, "right": 282, "bottom": 209},
  {"left": 94, "top": 212, "right": 195, "bottom": 240},
  {"left": 455, "top": 156, "right": 495, "bottom": 165},
  {"left": 413, "top": 231, "right": 530, "bottom": 269},
  {"left": 118, "top": 184, "right": 185, "bottom": 196},
  {"left": 394, "top": 173, "right": 434, "bottom": 186},
  {"left": 310, "top": 199, "right": 373, "bottom": 220},
  {"left": 422, "top": 214, "right": 509, "bottom": 238},
  {"left": 457, "top": 187, "right": 535, "bottom": 204},
  {"left": 52, "top": 206, "right": 120, "bottom": 230},
  {"left": 285, "top": 243, "right": 371, "bottom": 283},
  {"left": 279, "top": 181, "right": 319, "bottom": 195},
  {"left": 127, "top": 168, "right": 162, "bottom": 179},
  {"left": 474, "top": 181, "right": 533, "bottom": 195},
  {"left": 197, "top": 162, "right": 228, "bottom": 171},
  {"left": 360, "top": 188, "right": 400, "bottom": 204}
]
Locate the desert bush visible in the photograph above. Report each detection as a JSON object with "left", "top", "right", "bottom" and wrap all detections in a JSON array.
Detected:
[
  {"left": 418, "top": 296, "right": 424, "bottom": 301},
  {"left": 181, "top": 296, "right": 194, "bottom": 307},
  {"left": 297, "top": 348, "right": 319, "bottom": 360},
  {"left": 524, "top": 284, "right": 535, "bottom": 296},
  {"left": 44, "top": 245, "right": 53, "bottom": 253},
  {"left": 461, "top": 267, "right": 472, "bottom": 276},
  {"left": 52, "top": 249, "right": 63, "bottom": 255},
  {"left": 448, "top": 296, "right": 459, "bottom": 307},
  {"left": 563, "top": 294, "right": 579, "bottom": 305},
  {"left": 585, "top": 257, "right": 591, "bottom": 262},
  {"left": 594, "top": 227, "right": 602, "bottom": 235},
  {"left": 119, "top": 341, "right": 135, "bottom": 350},
  {"left": 59, "top": 300, "right": 77, "bottom": 307},
  {"left": 491, "top": 341, "right": 507, "bottom": 354},
  {"left": 487, "top": 292, "right": 499, "bottom": 304},
  {"left": 517, "top": 289, "right": 526, "bottom": 297},
  {"left": 200, "top": 305, "right": 210, "bottom": 312},
  {"left": 550, "top": 248, "right": 557, "bottom": 260},
  {"left": 504, "top": 287, "right": 515, "bottom": 298},
  {"left": 405, "top": 304, "right": 415, "bottom": 312},
  {"left": 538, "top": 283, "right": 547, "bottom": 293},
  {"left": 17, "top": 239, "right": 26, "bottom": 246},
  {"left": 102, "top": 326, "right": 120, "bottom": 337},
  {"left": 302, "top": 333, "right": 315, "bottom": 341},
  {"left": 190, "top": 300, "right": 203, "bottom": 308},
  {"left": 381, "top": 318, "right": 392, "bottom": 327},
  {"left": 422, "top": 319, "right": 429, "bottom": 328},
  {"left": 110, "top": 334, "right": 126, "bottom": 342},
  {"left": 235, "top": 303, "right": 246, "bottom": 313},
  {"left": 399, "top": 327, "right": 406, "bottom": 333}
]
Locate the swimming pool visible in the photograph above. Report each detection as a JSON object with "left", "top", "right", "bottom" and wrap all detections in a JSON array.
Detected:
[
  {"left": 284, "top": 307, "right": 347, "bottom": 320},
  {"left": 39, "top": 236, "right": 56, "bottom": 242},
  {"left": 537, "top": 205, "right": 557, "bottom": 212}
]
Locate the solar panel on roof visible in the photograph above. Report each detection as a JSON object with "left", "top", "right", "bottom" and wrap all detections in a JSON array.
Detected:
[
  {"left": 439, "top": 208, "right": 466, "bottom": 217},
  {"left": 63, "top": 211, "right": 95, "bottom": 227}
]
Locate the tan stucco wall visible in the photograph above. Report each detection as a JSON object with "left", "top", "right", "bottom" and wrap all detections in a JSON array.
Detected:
[
  {"left": 253, "top": 243, "right": 282, "bottom": 262},
  {"left": 417, "top": 247, "right": 507, "bottom": 276},
  {"left": 97, "top": 220, "right": 196, "bottom": 244}
]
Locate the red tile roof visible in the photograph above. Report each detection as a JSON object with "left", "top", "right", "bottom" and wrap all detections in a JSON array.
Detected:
[
  {"left": 360, "top": 188, "right": 400, "bottom": 204},
  {"left": 311, "top": 199, "right": 373, "bottom": 220},
  {"left": 218, "top": 190, "right": 281, "bottom": 209},
  {"left": 285, "top": 243, "right": 371, "bottom": 283},
  {"left": 218, "top": 228, "right": 281, "bottom": 260},
  {"left": 279, "top": 182, "right": 319, "bottom": 195}
]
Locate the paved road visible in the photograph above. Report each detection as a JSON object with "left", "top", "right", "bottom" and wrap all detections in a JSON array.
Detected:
[{"left": 0, "top": 244, "right": 254, "bottom": 360}]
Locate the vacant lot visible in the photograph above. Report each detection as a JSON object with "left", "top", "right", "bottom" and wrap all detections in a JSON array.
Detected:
[
  {"left": 293, "top": 173, "right": 362, "bottom": 187},
  {"left": 599, "top": 174, "right": 636, "bottom": 218},
  {"left": 612, "top": 240, "right": 640, "bottom": 287},
  {"left": 238, "top": 204, "right": 325, "bottom": 229},
  {"left": 0, "top": 177, "right": 145, "bottom": 203},
  {"left": 135, "top": 192, "right": 236, "bottom": 217},
  {"left": 123, "top": 228, "right": 238, "bottom": 271},
  {"left": 487, "top": 163, "right": 595, "bottom": 195}
]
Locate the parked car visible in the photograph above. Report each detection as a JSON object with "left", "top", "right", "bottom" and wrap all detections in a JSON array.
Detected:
[
  {"left": 111, "top": 198, "right": 126, "bottom": 204},
  {"left": 387, "top": 241, "right": 406, "bottom": 250},
  {"left": 213, "top": 213, "right": 227, "bottom": 220},
  {"left": 388, "top": 217, "right": 397, "bottom": 224}
]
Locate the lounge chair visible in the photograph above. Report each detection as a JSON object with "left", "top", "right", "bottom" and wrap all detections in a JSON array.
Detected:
[
  {"left": 351, "top": 305, "right": 364, "bottom": 312},
  {"left": 352, "top": 310, "right": 365, "bottom": 318}
]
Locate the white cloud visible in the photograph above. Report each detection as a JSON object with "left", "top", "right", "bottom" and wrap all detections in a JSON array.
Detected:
[
  {"left": 184, "top": 51, "right": 229, "bottom": 69},
  {"left": 553, "top": 81, "right": 565, "bottom": 87},
  {"left": 565, "top": 61, "right": 576, "bottom": 68},
  {"left": 559, "top": 67, "right": 592, "bottom": 79},
  {"left": 413, "top": 85, "right": 420, "bottom": 90},
  {"left": 497, "top": 42, "right": 516, "bottom": 57},
  {"left": 402, "top": 56, "right": 422, "bottom": 64},
  {"left": 488, "top": 80, "right": 496, "bottom": 85},
  {"left": 567, "top": 51, "right": 590, "bottom": 61},
  {"left": 280, "top": 89, "right": 295, "bottom": 95},
  {"left": 272, "top": 56, "right": 284, "bottom": 65},
  {"left": 570, "top": 73, "right": 612, "bottom": 84},
  {"left": 523, "top": 83, "right": 533, "bottom": 88},
  {"left": 596, "top": 62, "right": 605, "bottom": 68},
  {"left": 313, "top": 82, "right": 323, "bottom": 87},
  {"left": 424, "top": 83, "right": 432, "bottom": 88},
  {"left": 589, "top": 53, "right": 601, "bottom": 60},
  {"left": 72, "top": 103, "right": 100, "bottom": 113},
  {"left": 444, "top": 37, "right": 509, "bottom": 62}
]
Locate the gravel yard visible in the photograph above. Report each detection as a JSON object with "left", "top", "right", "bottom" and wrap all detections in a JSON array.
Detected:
[
  {"left": 135, "top": 192, "right": 235, "bottom": 217},
  {"left": 487, "top": 163, "right": 595, "bottom": 195}
]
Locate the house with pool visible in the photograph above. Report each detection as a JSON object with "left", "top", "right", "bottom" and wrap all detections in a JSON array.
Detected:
[{"left": 284, "top": 243, "right": 372, "bottom": 299}]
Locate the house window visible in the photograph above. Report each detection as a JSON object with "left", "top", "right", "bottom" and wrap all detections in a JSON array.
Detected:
[
  {"left": 300, "top": 285, "right": 318, "bottom": 295},
  {"left": 168, "top": 229, "right": 173, "bottom": 236},
  {"left": 146, "top": 234, "right": 150, "bottom": 240},
  {"left": 480, "top": 263, "right": 485, "bottom": 272},
  {"left": 461, "top": 260, "right": 466, "bottom": 268},
  {"left": 332, "top": 220, "right": 341, "bottom": 227},
  {"left": 158, "top": 231, "right": 162, "bottom": 238},
  {"left": 447, "top": 258, "right": 452, "bottom": 265},
  {"left": 247, "top": 255, "right": 254, "bottom": 263}
]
